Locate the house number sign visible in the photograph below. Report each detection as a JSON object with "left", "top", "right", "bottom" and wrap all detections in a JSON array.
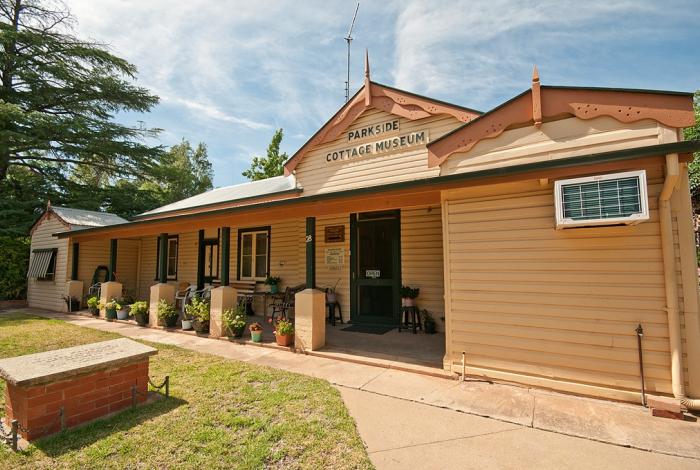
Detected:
[{"left": 365, "top": 270, "right": 380, "bottom": 278}]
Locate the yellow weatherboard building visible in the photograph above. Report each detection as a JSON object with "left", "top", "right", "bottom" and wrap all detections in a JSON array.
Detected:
[{"left": 27, "top": 60, "right": 700, "bottom": 409}]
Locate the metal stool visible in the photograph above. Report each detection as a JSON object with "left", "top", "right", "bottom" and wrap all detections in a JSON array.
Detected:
[
  {"left": 399, "top": 306, "right": 421, "bottom": 334},
  {"left": 327, "top": 301, "right": 343, "bottom": 326}
]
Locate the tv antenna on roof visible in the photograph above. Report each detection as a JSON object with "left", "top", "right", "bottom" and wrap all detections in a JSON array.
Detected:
[{"left": 344, "top": 3, "right": 360, "bottom": 102}]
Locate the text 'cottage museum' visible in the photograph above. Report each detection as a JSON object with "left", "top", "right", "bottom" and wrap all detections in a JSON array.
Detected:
[{"left": 26, "top": 58, "right": 700, "bottom": 406}]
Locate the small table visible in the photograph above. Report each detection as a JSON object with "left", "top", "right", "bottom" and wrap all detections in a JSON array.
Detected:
[
  {"left": 399, "top": 306, "right": 421, "bottom": 334},
  {"left": 252, "top": 291, "right": 285, "bottom": 319}
]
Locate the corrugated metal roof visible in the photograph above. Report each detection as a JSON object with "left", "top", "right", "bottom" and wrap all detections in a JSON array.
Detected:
[
  {"left": 137, "top": 175, "right": 298, "bottom": 217},
  {"left": 51, "top": 206, "right": 128, "bottom": 229}
]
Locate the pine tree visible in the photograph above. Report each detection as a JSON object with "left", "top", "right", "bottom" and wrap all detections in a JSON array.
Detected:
[{"left": 0, "top": 0, "right": 163, "bottom": 182}]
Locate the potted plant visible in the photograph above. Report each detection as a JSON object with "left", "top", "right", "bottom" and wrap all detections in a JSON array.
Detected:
[
  {"left": 422, "top": 309, "right": 436, "bottom": 334},
  {"left": 181, "top": 313, "right": 193, "bottom": 331},
  {"left": 249, "top": 322, "right": 263, "bottom": 343},
  {"left": 265, "top": 275, "right": 282, "bottom": 294},
  {"left": 400, "top": 286, "right": 420, "bottom": 307},
  {"left": 157, "top": 299, "right": 178, "bottom": 328},
  {"left": 326, "top": 279, "right": 340, "bottom": 303},
  {"left": 273, "top": 318, "right": 294, "bottom": 347},
  {"left": 63, "top": 296, "right": 80, "bottom": 312},
  {"left": 186, "top": 296, "right": 210, "bottom": 333},
  {"left": 101, "top": 299, "right": 121, "bottom": 321},
  {"left": 223, "top": 304, "right": 247, "bottom": 338},
  {"left": 181, "top": 300, "right": 193, "bottom": 331},
  {"left": 130, "top": 301, "right": 149, "bottom": 326},
  {"left": 86, "top": 296, "right": 99, "bottom": 316},
  {"left": 117, "top": 295, "right": 134, "bottom": 320}
]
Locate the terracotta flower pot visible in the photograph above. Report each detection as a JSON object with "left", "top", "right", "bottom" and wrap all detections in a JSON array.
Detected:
[{"left": 275, "top": 333, "right": 294, "bottom": 347}]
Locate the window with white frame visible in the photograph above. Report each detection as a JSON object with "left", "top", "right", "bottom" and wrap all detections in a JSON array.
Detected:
[
  {"left": 238, "top": 227, "right": 270, "bottom": 280},
  {"left": 554, "top": 170, "right": 649, "bottom": 229}
]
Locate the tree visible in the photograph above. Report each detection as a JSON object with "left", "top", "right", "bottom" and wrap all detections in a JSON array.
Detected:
[
  {"left": 141, "top": 139, "right": 213, "bottom": 205},
  {"left": 242, "top": 128, "right": 287, "bottom": 181},
  {"left": 0, "top": 0, "right": 163, "bottom": 183},
  {"left": 685, "top": 90, "right": 700, "bottom": 210}
]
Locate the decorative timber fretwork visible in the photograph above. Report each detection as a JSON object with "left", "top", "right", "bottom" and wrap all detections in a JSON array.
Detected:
[
  {"left": 427, "top": 67, "right": 696, "bottom": 167},
  {"left": 283, "top": 52, "right": 481, "bottom": 176}
]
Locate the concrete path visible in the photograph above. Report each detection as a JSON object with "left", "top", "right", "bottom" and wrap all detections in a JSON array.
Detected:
[{"left": 19, "top": 311, "right": 700, "bottom": 468}]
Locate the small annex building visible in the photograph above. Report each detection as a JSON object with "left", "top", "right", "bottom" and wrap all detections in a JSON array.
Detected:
[
  {"left": 27, "top": 204, "right": 126, "bottom": 311},
  {"left": 26, "top": 60, "right": 700, "bottom": 407}
]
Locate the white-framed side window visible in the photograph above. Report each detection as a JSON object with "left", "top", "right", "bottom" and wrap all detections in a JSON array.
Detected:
[
  {"left": 554, "top": 170, "right": 649, "bottom": 229},
  {"left": 238, "top": 227, "right": 270, "bottom": 280}
]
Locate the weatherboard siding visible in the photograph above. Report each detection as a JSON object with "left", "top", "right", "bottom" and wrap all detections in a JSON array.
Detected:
[
  {"left": 401, "top": 206, "right": 445, "bottom": 332},
  {"left": 441, "top": 162, "right": 684, "bottom": 399},
  {"left": 295, "top": 108, "right": 462, "bottom": 196},
  {"left": 316, "top": 215, "right": 350, "bottom": 321},
  {"left": 27, "top": 216, "right": 69, "bottom": 312},
  {"left": 441, "top": 116, "right": 666, "bottom": 176}
]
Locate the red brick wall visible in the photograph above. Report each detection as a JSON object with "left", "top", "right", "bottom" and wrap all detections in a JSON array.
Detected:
[{"left": 3, "top": 360, "right": 149, "bottom": 440}]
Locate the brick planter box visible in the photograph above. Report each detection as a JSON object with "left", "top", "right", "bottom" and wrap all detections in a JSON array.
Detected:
[{"left": 0, "top": 339, "right": 157, "bottom": 441}]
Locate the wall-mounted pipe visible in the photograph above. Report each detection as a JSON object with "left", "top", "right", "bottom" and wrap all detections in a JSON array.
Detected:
[
  {"left": 659, "top": 153, "right": 700, "bottom": 410},
  {"left": 635, "top": 324, "right": 646, "bottom": 407}
]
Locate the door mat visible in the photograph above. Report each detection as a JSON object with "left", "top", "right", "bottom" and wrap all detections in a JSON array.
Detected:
[{"left": 340, "top": 325, "right": 394, "bottom": 335}]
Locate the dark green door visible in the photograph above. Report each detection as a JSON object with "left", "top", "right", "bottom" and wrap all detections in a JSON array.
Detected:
[{"left": 350, "top": 210, "right": 401, "bottom": 325}]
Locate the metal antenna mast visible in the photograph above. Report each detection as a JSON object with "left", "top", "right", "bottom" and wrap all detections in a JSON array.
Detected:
[{"left": 344, "top": 3, "right": 360, "bottom": 102}]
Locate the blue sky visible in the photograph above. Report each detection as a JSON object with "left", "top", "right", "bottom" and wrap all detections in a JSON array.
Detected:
[{"left": 70, "top": 0, "right": 700, "bottom": 188}]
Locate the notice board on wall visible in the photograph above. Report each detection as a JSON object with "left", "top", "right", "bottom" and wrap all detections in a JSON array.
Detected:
[{"left": 324, "top": 225, "right": 345, "bottom": 243}]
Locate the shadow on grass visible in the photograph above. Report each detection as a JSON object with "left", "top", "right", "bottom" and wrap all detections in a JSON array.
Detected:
[{"left": 30, "top": 394, "right": 187, "bottom": 458}]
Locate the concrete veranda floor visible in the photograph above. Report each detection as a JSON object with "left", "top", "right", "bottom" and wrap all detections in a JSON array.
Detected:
[{"left": 9, "top": 309, "right": 700, "bottom": 469}]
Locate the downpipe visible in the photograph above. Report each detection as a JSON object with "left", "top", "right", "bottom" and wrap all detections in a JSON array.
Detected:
[{"left": 659, "top": 153, "right": 700, "bottom": 410}]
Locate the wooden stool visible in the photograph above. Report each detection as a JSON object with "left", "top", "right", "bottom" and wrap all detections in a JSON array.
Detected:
[
  {"left": 399, "top": 306, "right": 421, "bottom": 334},
  {"left": 327, "top": 301, "right": 342, "bottom": 326}
]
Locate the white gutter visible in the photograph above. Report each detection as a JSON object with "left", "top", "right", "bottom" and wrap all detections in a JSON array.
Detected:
[{"left": 659, "top": 152, "right": 700, "bottom": 410}]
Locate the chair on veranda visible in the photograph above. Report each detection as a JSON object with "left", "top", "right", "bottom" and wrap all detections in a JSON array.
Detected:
[{"left": 270, "top": 283, "right": 305, "bottom": 321}]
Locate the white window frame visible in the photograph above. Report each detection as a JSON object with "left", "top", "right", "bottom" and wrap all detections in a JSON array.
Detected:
[
  {"left": 239, "top": 229, "right": 269, "bottom": 281},
  {"left": 554, "top": 170, "right": 649, "bottom": 229}
]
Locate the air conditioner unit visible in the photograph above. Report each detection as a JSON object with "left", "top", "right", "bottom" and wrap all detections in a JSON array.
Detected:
[{"left": 554, "top": 170, "right": 649, "bottom": 229}]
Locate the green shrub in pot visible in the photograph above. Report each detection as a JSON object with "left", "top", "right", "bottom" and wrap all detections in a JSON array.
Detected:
[
  {"left": 101, "top": 298, "right": 121, "bottom": 321},
  {"left": 264, "top": 275, "right": 282, "bottom": 294},
  {"left": 157, "top": 299, "right": 178, "bottom": 327},
  {"left": 86, "top": 296, "right": 99, "bottom": 316},
  {"left": 130, "top": 301, "right": 149, "bottom": 326},
  {"left": 223, "top": 303, "right": 247, "bottom": 338},
  {"left": 185, "top": 296, "right": 210, "bottom": 333}
]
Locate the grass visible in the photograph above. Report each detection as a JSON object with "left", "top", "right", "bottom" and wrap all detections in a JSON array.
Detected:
[{"left": 0, "top": 312, "right": 373, "bottom": 469}]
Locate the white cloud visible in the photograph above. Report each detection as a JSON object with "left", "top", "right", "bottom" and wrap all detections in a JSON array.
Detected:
[
  {"left": 391, "top": 0, "right": 672, "bottom": 109},
  {"left": 62, "top": 0, "right": 699, "bottom": 187}
]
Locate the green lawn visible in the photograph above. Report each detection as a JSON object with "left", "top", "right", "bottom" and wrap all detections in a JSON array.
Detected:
[{"left": 0, "top": 312, "right": 373, "bottom": 469}]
